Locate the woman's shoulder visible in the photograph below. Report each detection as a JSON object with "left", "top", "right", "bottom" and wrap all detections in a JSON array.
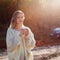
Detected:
[
  {"left": 23, "top": 25, "right": 30, "bottom": 30},
  {"left": 23, "top": 25, "right": 31, "bottom": 31},
  {"left": 7, "top": 27, "right": 13, "bottom": 32},
  {"left": 7, "top": 27, "right": 15, "bottom": 35},
  {"left": 23, "top": 25, "right": 33, "bottom": 35}
]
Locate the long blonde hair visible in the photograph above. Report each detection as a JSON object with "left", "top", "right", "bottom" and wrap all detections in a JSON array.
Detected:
[{"left": 9, "top": 10, "right": 25, "bottom": 28}]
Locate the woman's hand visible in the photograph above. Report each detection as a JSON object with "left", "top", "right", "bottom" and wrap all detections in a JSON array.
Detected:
[{"left": 20, "top": 28, "right": 29, "bottom": 40}]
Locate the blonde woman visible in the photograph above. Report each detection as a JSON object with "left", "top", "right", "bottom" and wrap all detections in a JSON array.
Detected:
[{"left": 6, "top": 10, "right": 36, "bottom": 60}]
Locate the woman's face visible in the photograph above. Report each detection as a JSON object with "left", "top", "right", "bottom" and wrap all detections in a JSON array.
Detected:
[{"left": 15, "top": 13, "right": 25, "bottom": 24}]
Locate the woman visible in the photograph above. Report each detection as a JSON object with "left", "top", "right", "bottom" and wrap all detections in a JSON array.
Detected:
[{"left": 6, "top": 10, "right": 36, "bottom": 60}]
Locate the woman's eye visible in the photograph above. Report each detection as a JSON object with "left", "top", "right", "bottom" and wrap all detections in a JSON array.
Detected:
[
  {"left": 17, "top": 16, "right": 23, "bottom": 19},
  {"left": 17, "top": 17, "right": 20, "bottom": 18},
  {"left": 21, "top": 16, "right": 23, "bottom": 18}
]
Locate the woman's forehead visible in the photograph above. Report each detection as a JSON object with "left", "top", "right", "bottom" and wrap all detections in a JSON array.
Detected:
[
  {"left": 17, "top": 13, "right": 24, "bottom": 17},
  {"left": 17, "top": 11, "right": 24, "bottom": 15}
]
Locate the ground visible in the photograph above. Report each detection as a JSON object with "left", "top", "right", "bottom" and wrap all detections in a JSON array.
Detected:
[{"left": 0, "top": 45, "right": 60, "bottom": 60}]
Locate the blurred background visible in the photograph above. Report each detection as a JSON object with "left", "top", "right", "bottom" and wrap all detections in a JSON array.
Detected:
[{"left": 0, "top": 0, "right": 60, "bottom": 49}]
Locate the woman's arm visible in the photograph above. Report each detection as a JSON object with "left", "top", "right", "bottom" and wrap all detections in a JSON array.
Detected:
[
  {"left": 26, "top": 28, "right": 36, "bottom": 50},
  {"left": 6, "top": 28, "right": 20, "bottom": 52}
]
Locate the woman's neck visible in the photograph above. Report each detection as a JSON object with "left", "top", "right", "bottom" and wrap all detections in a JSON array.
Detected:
[
  {"left": 11, "top": 22, "right": 24, "bottom": 31},
  {"left": 14, "top": 22, "right": 24, "bottom": 31},
  {"left": 16, "top": 24, "right": 23, "bottom": 30}
]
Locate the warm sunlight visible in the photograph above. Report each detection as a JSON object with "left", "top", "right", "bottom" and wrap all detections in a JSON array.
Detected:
[
  {"left": 0, "top": 0, "right": 60, "bottom": 60},
  {"left": 39, "top": 0, "right": 60, "bottom": 9}
]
